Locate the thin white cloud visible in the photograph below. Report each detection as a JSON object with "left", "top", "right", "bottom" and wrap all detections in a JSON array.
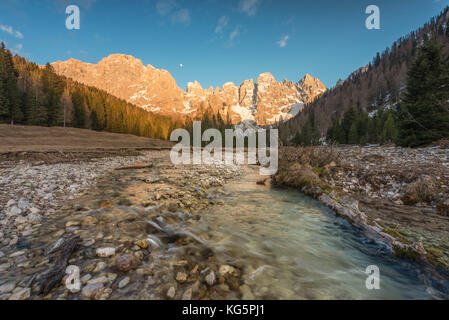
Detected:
[
  {"left": 10, "top": 43, "right": 23, "bottom": 55},
  {"left": 170, "top": 9, "right": 191, "bottom": 25},
  {"left": 284, "top": 16, "right": 295, "bottom": 26},
  {"left": 156, "top": 0, "right": 191, "bottom": 25},
  {"left": 0, "top": 24, "right": 24, "bottom": 39},
  {"left": 230, "top": 26, "right": 241, "bottom": 41},
  {"left": 277, "top": 35, "right": 289, "bottom": 48},
  {"left": 215, "top": 16, "right": 229, "bottom": 33},
  {"left": 156, "top": 0, "right": 176, "bottom": 16},
  {"left": 238, "top": 0, "right": 262, "bottom": 16},
  {"left": 0, "top": 25, "right": 12, "bottom": 35},
  {"left": 226, "top": 25, "right": 243, "bottom": 47}
]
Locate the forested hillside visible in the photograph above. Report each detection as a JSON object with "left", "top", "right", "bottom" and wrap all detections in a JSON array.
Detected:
[
  {"left": 0, "top": 43, "right": 183, "bottom": 140},
  {"left": 279, "top": 7, "right": 449, "bottom": 147}
]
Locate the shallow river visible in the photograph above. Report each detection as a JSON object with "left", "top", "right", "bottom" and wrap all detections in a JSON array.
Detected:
[
  {"left": 2, "top": 159, "right": 447, "bottom": 300},
  {"left": 188, "top": 166, "right": 445, "bottom": 299}
]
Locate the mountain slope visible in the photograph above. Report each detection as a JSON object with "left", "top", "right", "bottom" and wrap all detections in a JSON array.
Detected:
[
  {"left": 52, "top": 55, "right": 326, "bottom": 126},
  {"left": 279, "top": 7, "right": 449, "bottom": 142},
  {"left": 0, "top": 44, "right": 181, "bottom": 140}
]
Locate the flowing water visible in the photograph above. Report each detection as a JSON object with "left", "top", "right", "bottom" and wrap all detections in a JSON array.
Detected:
[
  {"left": 188, "top": 166, "right": 445, "bottom": 299},
  {"left": 1, "top": 157, "right": 447, "bottom": 300}
]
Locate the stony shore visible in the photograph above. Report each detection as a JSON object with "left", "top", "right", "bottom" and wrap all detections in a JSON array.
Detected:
[
  {"left": 274, "top": 145, "right": 449, "bottom": 273},
  {"left": 0, "top": 152, "right": 157, "bottom": 248},
  {"left": 1, "top": 144, "right": 448, "bottom": 300},
  {"left": 0, "top": 150, "right": 246, "bottom": 300}
]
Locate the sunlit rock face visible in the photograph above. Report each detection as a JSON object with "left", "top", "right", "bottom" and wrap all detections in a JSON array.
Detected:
[{"left": 53, "top": 54, "right": 326, "bottom": 125}]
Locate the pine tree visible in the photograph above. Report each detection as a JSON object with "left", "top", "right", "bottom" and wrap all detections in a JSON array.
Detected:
[
  {"left": 0, "top": 42, "right": 8, "bottom": 122},
  {"left": 380, "top": 113, "right": 397, "bottom": 144},
  {"left": 90, "top": 109, "right": 101, "bottom": 131},
  {"left": 71, "top": 89, "right": 86, "bottom": 128},
  {"left": 348, "top": 122, "right": 358, "bottom": 144},
  {"left": 397, "top": 36, "right": 449, "bottom": 147},
  {"left": 30, "top": 83, "right": 47, "bottom": 126},
  {"left": 356, "top": 110, "right": 369, "bottom": 144},
  {"left": 293, "top": 131, "right": 301, "bottom": 146},
  {"left": 341, "top": 107, "right": 357, "bottom": 144},
  {"left": 0, "top": 42, "right": 22, "bottom": 124},
  {"left": 41, "top": 63, "right": 65, "bottom": 126},
  {"left": 60, "top": 89, "right": 73, "bottom": 127}
]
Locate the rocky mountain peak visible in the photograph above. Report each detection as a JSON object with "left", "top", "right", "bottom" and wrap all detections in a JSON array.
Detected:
[
  {"left": 186, "top": 81, "right": 203, "bottom": 93},
  {"left": 297, "top": 74, "right": 326, "bottom": 103},
  {"left": 258, "top": 72, "right": 276, "bottom": 84},
  {"left": 52, "top": 55, "right": 327, "bottom": 125},
  {"left": 297, "top": 73, "right": 322, "bottom": 87},
  {"left": 99, "top": 54, "right": 143, "bottom": 65}
]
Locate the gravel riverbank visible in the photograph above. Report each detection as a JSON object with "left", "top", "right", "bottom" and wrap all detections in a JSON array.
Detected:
[
  {"left": 274, "top": 145, "right": 449, "bottom": 273},
  {"left": 0, "top": 152, "right": 162, "bottom": 249},
  {"left": 0, "top": 151, "right": 245, "bottom": 300}
]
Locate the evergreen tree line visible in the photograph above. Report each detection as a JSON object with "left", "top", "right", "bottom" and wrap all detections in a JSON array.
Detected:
[
  {"left": 324, "top": 107, "right": 396, "bottom": 146},
  {"left": 395, "top": 35, "right": 449, "bottom": 147},
  {"left": 184, "top": 108, "right": 234, "bottom": 146},
  {"left": 291, "top": 34, "right": 449, "bottom": 147},
  {"left": 279, "top": 6, "right": 449, "bottom": 146},
  {"left": 0, "top": 43, "right": 182, "bottom": 140}
]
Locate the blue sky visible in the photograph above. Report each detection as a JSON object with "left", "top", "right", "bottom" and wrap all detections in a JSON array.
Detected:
[{"left": 0, "top": 0, "right": 448, "bottom": 90}]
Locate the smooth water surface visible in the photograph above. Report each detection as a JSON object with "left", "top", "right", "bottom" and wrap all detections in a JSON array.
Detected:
[{"left": 190, "top": 166, "right": 442, "bottom": 299}]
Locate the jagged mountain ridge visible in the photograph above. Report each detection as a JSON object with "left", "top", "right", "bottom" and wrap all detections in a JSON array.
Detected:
[{"left": 52, "top": 54, "right": 326, "bottom": 126}]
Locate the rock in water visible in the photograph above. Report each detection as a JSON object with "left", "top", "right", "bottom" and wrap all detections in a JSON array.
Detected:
[
  {"left": 0, "top": 282, "right": 15, "bottom": 294},
  {"left": 219, "top": 265, "right": 235, "bottom": 276},
  {"left": 93, "top": 262, "right": 107, "bottom": 272},
  {"left": 9, "top": 206, "right": 22, "bottom": 216},
  {"left": 205, "top": 271, "right": 216, "bottom": 286},
  {"left": 39, "top": 236, "right": 80, "bottom": 294},
  {"left": 28, "top": 213, "right": 42, "bottom": 224},
  {"left": 6, "top": 199, "right": 16, "bottom": 207},
  {"left": 118, "top": 277, "right": 130, "bottom": 289},
  {"left": 166, "top": 286, "right": 176, "bottom": 299},
  {"left": 81, "top": 284, "right": 103, "bottom": 299},
  {"left": 96, "top": 247, "right": 116, "bottom": 257},
  {"left": 176, "top": 272, "right": 187, "bottom": 282},
  {"left": 182, "top": 288, "right": 192, "bottom": 300},
  {"left": 80, "top": 274, "right": 92, "bottom": 284},
  {"left": 135, "top": 239, "right": 150, "bottom": 249},
  {"left": 239, "top": 285, "right": 255, "bottom": 300},
  {"left": 18, "top": 199, "right": 30, "bottom": 211},
  {"left": 87, "top": 276, "right": 108, "bottom": 285},
  {"left": 115, "top": 254, "right": 139, "bottom": 271},
  {"left": 8, "top": 288, "right": 30, "bottom": 300}
]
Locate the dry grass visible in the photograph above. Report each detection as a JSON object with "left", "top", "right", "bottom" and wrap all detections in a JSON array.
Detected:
[
  {"left": 0, "top": 124, "right": 173, "bottom": 153},
  {"left": 402, "top": 175, "right": 438, "bottom": 205},
  {"left": 273, "top": 147, "right": 339, "bottom": 195},
  {"left": 279, "top": 146, "right": 342, "bottom": 168}
]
